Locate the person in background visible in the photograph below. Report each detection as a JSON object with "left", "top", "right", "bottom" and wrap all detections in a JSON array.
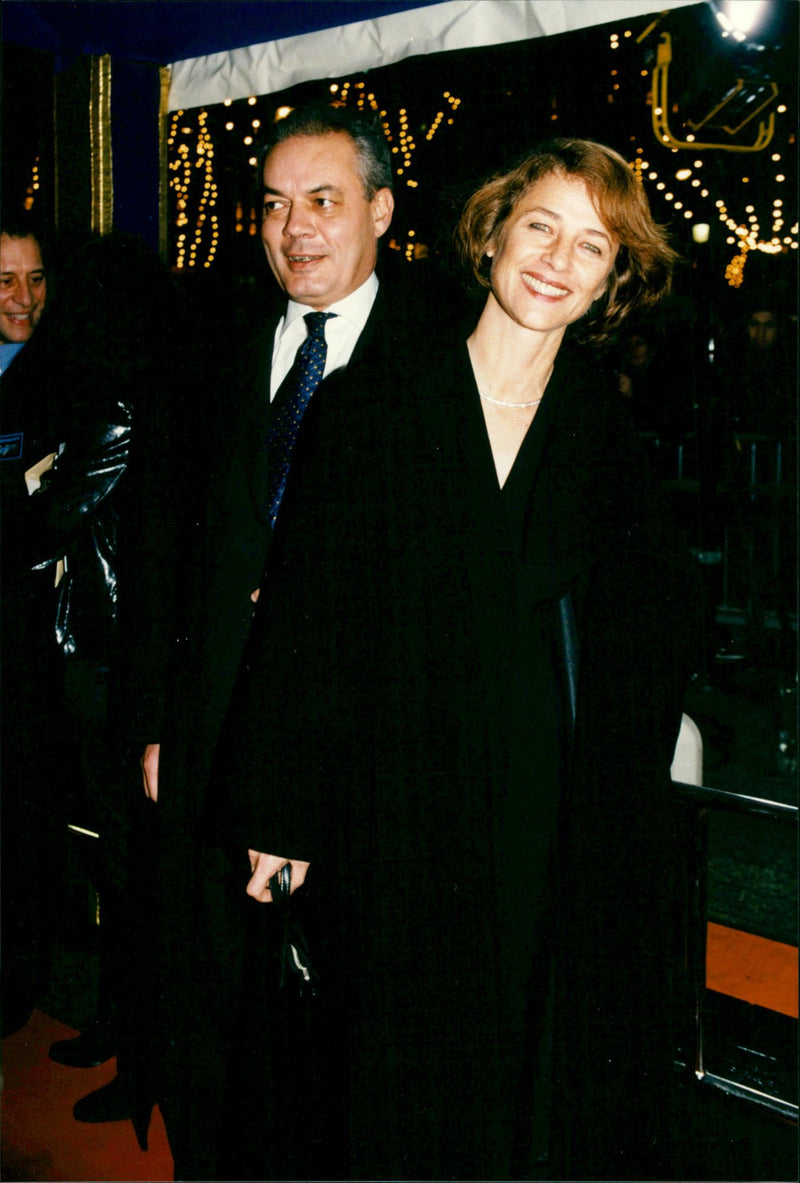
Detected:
[
  {"left": 19, "top": 233, "right": 189, "bottom": 1149},
  {"left": 0, "top": 216, "right": 48, "bottom": 351},
  {"left": 218, "top": 138, "right": 695, "bottom": 1180},
  {"left": 0, "top": 211, "right": 64, "bottom": 1037}
]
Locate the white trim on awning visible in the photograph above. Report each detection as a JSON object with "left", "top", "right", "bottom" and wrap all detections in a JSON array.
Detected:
[{"left": 167, "top": 0, "right": 702, "bottom": 111}]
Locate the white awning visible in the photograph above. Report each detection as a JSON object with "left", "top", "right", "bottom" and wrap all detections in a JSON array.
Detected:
[{"left": 168, "top": 0, "right": 702, "bottom": 111}]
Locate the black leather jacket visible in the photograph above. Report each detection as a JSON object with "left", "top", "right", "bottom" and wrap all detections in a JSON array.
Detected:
[{"left": 29, "top": 397, "right": 132, "bottom": 660}]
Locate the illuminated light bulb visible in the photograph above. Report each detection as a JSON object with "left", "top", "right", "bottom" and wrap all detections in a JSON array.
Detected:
[
  {"left": 674, "top": 200, "right": 683, "bottom": 209},
  {"left": 225, "top": 122, "right": 234, "bottom": 131},
  {"left": 330, "top": 84, "right": 339, "bottom": 93},
  {"left": 665, "top": 192, "right": 674, "bottom": 200},
  {"left": 775, "top": 174, "right": 785, "bottom": 182},
  {"left": 244, "top": 137, "right": 253, "bottom": 145},
  {"left": 694, "top": 160, "right": 703, "bottom": 168},
  {"left": 223, "top": 99, "right": 232, "bottom": 107},
  {"left": 248, "top": 97, "right": 256, "bottom": 105},
  {"left": 648, "top": 172, "right": 658, "bottom": 180},
  {"left": 686, "top": 134, "right": 696, "bottom": 142},
  {"left": 693, "top": 223, "right": 710, "bottom": 243},
  {"left": 676, "top": 168, "right": 692, "bottom": 180},
  {"left": 640, "top": 161, "right": 649, "bottom": 169},
  {"left": 777, "top": 105, "right": 787, "bottom": 113},
  {"left": 684, "top": 210, "right": 693, "bottom": 219},
  {"left": 771, "top": 153, "right": 781, "bottom": 161},
  {"left": 701, "top": 189, "right": 709, "bottom": 197},
  {"left": 656, "top": 182, "right": 665, "bottom": 190}
]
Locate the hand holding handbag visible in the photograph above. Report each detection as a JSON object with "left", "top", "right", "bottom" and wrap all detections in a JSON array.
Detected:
[{"left": 268, "top": 862, "right": 320, "bottom": 996}]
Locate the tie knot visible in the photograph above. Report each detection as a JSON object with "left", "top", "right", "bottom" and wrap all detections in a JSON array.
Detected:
[{"left": 303, "top": 311, "right": 335, "bottom": 341}]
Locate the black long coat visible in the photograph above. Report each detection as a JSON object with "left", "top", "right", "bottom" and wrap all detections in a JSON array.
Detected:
[
  {"left": 156, "top": 265, "right": 449, "bottom": 1178},
  {"left": 217, "top": 339, "right": 694, "bottom": 1180}
]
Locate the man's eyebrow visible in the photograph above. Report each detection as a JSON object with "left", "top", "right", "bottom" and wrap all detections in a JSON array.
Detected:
[
  {"left": 527, "top": 204, "right": 612, "bottom": 242},
  {"left": 262, "top": 183, "right": 343, "bottom": 197}
]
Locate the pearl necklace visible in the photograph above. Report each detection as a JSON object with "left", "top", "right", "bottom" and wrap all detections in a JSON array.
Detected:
[{"left": 479, "top": 390, "right": 543, "bottom": 409}]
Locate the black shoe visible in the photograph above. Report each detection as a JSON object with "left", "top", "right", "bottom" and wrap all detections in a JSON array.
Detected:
[
  {"left": 50, "top": 1022, "right": 116, "bottom": 1067},
  {"left": 2, "top": 998, "right": 34, "bottom": 1038},
  {"left": 73, "top": 1074, "right": 151, "bottom": 1151}
]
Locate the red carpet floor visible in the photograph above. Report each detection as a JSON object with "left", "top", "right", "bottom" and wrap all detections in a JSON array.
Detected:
[
  {"left": 1, "top": 1010, "right": 173, "bottom": 1182},
  {"left": 2, "top": 926, "right": 797, "bottom": 1183}
]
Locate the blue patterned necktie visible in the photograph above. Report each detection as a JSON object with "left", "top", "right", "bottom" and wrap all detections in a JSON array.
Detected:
[{"left": 267, "top": 310, "right": 335, "bottom": 528}]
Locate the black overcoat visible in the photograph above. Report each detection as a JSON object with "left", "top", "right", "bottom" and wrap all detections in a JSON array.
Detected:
[
  {"left": 156, "top": 266, "right": 447, "bottom": 1178},
  {"left": 216, "top": 338, "right": 695, "bottom": 1180}
]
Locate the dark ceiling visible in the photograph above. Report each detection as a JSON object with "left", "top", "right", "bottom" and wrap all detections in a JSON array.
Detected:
[{"left": 1, "top": 0, "right": 448, "bottom": 68}]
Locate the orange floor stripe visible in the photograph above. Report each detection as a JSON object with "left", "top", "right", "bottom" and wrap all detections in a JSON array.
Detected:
[{"left": 706, "top": 922, "right": 799, "bottom": 1018}]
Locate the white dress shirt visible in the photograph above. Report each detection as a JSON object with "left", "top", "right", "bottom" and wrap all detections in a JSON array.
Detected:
[{"left": 269, "top": 272, "right": 379, "bottom": 400}]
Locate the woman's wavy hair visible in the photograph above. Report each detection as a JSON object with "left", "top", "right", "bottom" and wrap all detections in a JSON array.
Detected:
[{"left": 456, "top": 138, "right": 678, "bottom": 346}]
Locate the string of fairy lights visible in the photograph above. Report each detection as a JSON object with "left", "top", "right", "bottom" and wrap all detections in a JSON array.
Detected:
[
  {"left": 602, "top": 24, "right": 797, "bottom": 288},
  {"left": 167, "top": 107, "right": 220, "bottom": 269},
  {"left": 167, "top": 19, "right": 795, "bottom": 287},
  {"left": 23, "top": 158, "right": 41, "bottom": 211}
]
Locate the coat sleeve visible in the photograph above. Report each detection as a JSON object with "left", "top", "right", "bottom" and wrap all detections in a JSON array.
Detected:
[{"left": 209, "top": 369, "right": 379, "bottom": 863}]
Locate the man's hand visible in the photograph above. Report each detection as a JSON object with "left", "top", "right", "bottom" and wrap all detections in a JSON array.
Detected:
[
  {"left": 141, "top": 743, "right": 160, "bottom": 802},
  {"left": 246, "top": 851, "right": 310, "bottom": 903}
]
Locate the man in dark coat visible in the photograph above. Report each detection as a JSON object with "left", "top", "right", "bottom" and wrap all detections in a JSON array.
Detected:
[
  {"left": 0, "top": 213, "right": 64, "bottom": 1037},
  {"left": 17, "top": 234, "right": 188, "bottom": 1144},
  {"left": 150, "top": 103, "right": 453, "bottom": 1179}
]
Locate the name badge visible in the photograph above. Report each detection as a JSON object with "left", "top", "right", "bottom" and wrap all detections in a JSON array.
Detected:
[{"left": 0, "top": 433, "right": 24, "bottom": 461}]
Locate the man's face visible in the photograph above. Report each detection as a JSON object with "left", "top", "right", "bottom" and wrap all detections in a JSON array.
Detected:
[
  {"left": 0, "top": 234, "right": 47, "bottom": 344},
  {"left": 261, "top": 132, "right": 394, "bottom": 309}
]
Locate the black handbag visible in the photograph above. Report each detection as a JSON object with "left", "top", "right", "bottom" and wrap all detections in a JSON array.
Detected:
[{"left": 268, "top": 863, "right": 320, "bottom": 996}]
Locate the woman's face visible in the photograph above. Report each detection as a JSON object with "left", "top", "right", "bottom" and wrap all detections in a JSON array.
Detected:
[{"left": 486, "top": 171, "right": 618, "bottom": 339}]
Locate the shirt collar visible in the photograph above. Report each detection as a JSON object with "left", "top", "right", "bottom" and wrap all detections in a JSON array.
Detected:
[{"left": 282, "top": 271, "right": 379, "bottom": 332}]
